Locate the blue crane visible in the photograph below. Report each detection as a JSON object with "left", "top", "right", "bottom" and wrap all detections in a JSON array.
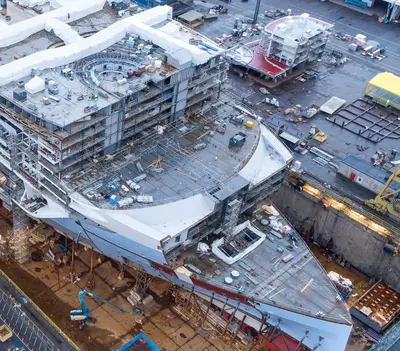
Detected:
[
  {"left": 70, "top": 290, "right": 144, "bottom": 329},
  {"left": 112, "top": 332, "right": 161, "bottom": 351}
]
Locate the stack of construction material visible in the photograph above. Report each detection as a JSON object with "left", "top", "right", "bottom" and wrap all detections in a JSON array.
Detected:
[{"left": 127, "top": 290, "right": 142, "bottom": 307}]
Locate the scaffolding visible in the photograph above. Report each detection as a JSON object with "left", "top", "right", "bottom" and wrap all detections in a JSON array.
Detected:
[
  {"left": 133, "top": 268, "right": 153, "bottom": 294},
  {"left": 170, "top": 287, "right": 254, "bottom": 350},
  {"left": 9, "top": 204, "right": 30, "bottom": 263},
  {"left": 223, "top": 198, "right": 242, "bottom": 236},
  {"left": 0, "top": 233, "right": 9, "bottom": 261},
  {"left": 169, "top": 283, "right": 315, "bottom": 351}
]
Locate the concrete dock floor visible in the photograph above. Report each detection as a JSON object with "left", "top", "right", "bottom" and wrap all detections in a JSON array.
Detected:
[
  {"left": 0, "top": 231, "right": 373, "bottom": 351},
  {"left": 0, "top": 242, "right": 247, "bottom": 351}
]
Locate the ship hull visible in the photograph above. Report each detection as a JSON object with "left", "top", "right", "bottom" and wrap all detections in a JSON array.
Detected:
[{"left": 40, "top": 216, "right": 351, "bottom": 351}]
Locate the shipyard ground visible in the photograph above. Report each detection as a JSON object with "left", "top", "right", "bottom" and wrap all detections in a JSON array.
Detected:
[
  {"left": 222, "top": 52, "right": 398, "bottom": 205},
  {"left": 0, "top": 251, "right": 217, "bottom": 351},
  {"left": 198, "top": 0, "right": 400, "bottom": 75},
  {"left": 0, "top": 252, "right": 247, "bottom": 351},
  {"left": 0, "top": 244, "right": 372, "bottom": 351},
  {"left": 0, "top": 208, "right": 253, "bottom": 351},
  {"left": 196, "top": 0, "right": 400, "bottom": 198},
  {"left": 0, "top": 2, "right": 398, "bottom": 351},
  {"left": 0, "top": 215, "right": 373, "bottom": 351}
]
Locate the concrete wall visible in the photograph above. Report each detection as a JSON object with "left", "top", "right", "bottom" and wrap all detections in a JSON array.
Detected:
[{"left": 270, "top": 184, "right": 400, "bottom": 291}]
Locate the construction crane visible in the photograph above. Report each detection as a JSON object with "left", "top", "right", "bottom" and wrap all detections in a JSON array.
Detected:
[
  {"left": 70, "top": 290, "right": 144, "bottom": 329},
  {"left": 365, "top": 161, "right": 400, "bottom": 220}
]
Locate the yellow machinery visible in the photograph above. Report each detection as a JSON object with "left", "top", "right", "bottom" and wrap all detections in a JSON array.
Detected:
[{"left": 366, "top": 161, "right": 400, "bottom": 219}]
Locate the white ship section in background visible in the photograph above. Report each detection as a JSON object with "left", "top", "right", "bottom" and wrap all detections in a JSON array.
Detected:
[
  {"left": 0, "top": 1, "right": 222, "bottom": 86},
  {"left": 0, "top": 3, "right": 352, "bottom": 350}
]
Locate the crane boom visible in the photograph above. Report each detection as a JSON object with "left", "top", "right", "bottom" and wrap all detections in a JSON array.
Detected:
[
  {"left": 366, "top": 163, "right": 400, "bottom": 219},
  {"left": 70, "top": 290, "right": 144, "bottom": 329}
]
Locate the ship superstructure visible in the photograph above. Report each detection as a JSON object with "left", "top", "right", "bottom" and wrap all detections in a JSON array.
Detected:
[{"left": 0, "top": 2, "right": 352, "bottom": 350}]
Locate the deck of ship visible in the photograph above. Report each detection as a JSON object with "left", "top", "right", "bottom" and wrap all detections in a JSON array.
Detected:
[{"left": 170, "top": 202, "right": 352, "bottom": 325}]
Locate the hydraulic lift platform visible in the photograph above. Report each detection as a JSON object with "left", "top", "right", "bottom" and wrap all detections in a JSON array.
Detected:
[{"left": 114, "top": 332, "right": 161, "bottom": 351}]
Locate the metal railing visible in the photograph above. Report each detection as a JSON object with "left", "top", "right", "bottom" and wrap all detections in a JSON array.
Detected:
[
  {"left": 186, "top": 89, "right": 217, "bottom": 108},
  {"left": 188, "top": 69, "right": 221, "bottom": 89},
  {"left": 125, "top": 95, "right": 171, "bottom": 119},
  {"left": 55, "top": 114, "right": 105, "bottom": 140},
  {"left": 62, "top": 144, "right": 104, "bottom": 170},
  {"left": 122, "top": 111, "right": 171, "bottom": 140},
  {"left": 187, "top": 80, "right": 219, "bottom": 99},
  {"left": 61, "top": 125, "right": 106, "bottom": 150},
  {"left": 62, "top": 136, "right": 105, "bottom": 160},
  {"left": 38, "top": 157, "right": 59, "bottom": 174},
  {"left": 139, "top": 88, "right": 163, "bottom": 104},
  {"left": 124, "top": 103, "right": 172, "bottom": 130}
]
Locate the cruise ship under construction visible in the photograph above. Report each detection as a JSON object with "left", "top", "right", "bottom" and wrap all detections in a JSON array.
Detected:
[{"left": 0, "top": 1, "right": 352, "bottom": 350}]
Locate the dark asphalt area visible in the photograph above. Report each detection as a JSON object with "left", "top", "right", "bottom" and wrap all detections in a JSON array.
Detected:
[
  {"left": 0, "top": 275, "right": 76, "bottom": 351},
  {"left": 195, "top": 0, "right": 400, "bottom": 202},
  {"left": 196, "top": 0, "right": 400, "bottom": 74}
]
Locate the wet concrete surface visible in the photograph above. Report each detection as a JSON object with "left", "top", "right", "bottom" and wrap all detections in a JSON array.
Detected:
[
  {"left": 222, "top": 57, "right": 397, "bottom": 201},
  {"left": 0, "top": 216, "right": 376, "bottom": 351},
  {"left": 193, "top": 0, "right": 400, "bottom": 202},
  {"left": 0, "top": 225, "right": 242, "bottom": 351},
  {"left": 196, "top": 0, "right": 400, "bottom": 75}
]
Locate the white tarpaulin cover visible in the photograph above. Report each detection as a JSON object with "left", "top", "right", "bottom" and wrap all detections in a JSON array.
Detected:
[
  {"left": 239, "top": 125, "right": 292, "bottom": 187},
  {"left": 66, "top": 191, "right": 215, "bottom": 250},
  {"left": 0, "top": 4, "right": 223, "bottom": 87},
  {"left": 1, "top": 0, "right": 106, "bottom": 48},
  {"left": 25, "top": 76, "right": 45, "bottom": 94},
  {"left": 12, "top": 0, "right": 47, "bottom": 6}
]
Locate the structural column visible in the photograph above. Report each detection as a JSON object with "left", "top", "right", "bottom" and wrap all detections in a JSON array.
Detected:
[{"left": 0, "top": 233, "right": 9, "bottom": 261}]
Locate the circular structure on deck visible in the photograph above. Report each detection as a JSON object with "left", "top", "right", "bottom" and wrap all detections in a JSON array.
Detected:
[
  {"left": 224, "top": 277, "right": 233, "bottom": 285},
  {"left": 231, "top": 270, "right": 240, "bottom": 278}
]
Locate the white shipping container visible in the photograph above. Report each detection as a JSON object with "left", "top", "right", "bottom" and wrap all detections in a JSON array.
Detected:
[
  {"left": 118, "top": 198, "right": 134, "bottom": 208},
  {"left": 133, "top": 173, "right": 147, "bottom": 183},
  {"left": 127, "top": 180, "right": 141, "bottom": 191},
  {"left": 137, "top": 195, "right": 153, "bottom": 203}
]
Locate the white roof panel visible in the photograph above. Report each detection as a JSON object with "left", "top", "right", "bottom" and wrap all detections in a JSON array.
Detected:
[
  {"left": 240, "top": 125, "right": 292, "bottom": 186},
  {"left": 320, "top": 96, "right": 346, "bottom": 115}
]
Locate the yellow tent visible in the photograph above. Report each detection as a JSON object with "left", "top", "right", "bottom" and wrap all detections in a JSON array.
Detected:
[
  {"left": 365, "top": 72, "right": 400, "bottom": 109},
  {"left": 365, "top": 72, "right": 400, "bottom": 97}
]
